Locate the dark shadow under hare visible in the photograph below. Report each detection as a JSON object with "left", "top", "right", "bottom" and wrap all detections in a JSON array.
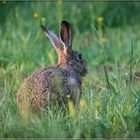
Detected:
[{"left": 16, "top": 21, "right": 87, "bottom": 118}]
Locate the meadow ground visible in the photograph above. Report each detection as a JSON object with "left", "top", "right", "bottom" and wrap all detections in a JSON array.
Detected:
[{"left": 0, "top": 2, "right": 140, "bottom": 138}]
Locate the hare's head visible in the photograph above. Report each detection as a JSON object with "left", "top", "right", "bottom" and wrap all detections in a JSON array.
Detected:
[{"left": 41, "top": 21, "right": 87, "bottom": 76}]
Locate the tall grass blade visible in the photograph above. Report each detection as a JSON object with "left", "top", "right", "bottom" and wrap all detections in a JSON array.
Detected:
[
  {"left": 103, "top": 64, "right": 111, "bottom": 94},
  {"left": 129, "top": 30, "right": 134, "bottom": 89}
]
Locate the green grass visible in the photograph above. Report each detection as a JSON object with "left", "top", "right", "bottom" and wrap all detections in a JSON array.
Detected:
[{"left": 0, "top": 2, "right": 140, "bottom": 138}]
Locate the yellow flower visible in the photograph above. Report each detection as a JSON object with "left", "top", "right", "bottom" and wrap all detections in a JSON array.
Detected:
[
  {"left": 67, "top": 95, "right": 71, "bottom": 98},
  {"left": 68, "top": 100, "right": 75, "bottom": 118},
  {"left": 2, "top": 0, "right": 7, "bottom": 4},
  {"left": 97, "top": 16, "right": 104, "bottom": 23},
  {"left": 57, "top": 0, "right": 62, "bottom": 4},
  {"left": 95, "top": 101, "right": 100, "bottom": 108},
  {"left": 80, "top": 99, "right": 86, "bottom": 108},
  {"left": 41, "top": 17, "right": 46, "bottom": 24},
  {"left": 33, "top": 12, "right": 39, "bottom": 19}
]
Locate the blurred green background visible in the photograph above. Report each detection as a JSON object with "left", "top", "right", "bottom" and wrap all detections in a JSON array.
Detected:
[
  {"left": 1, "top": 2, "right": 140, "bottom": 28},
  {"left": 0, "top": 1, "right": 140, "bottom": 138}
]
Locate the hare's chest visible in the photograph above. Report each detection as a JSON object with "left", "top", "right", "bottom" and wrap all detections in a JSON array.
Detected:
[
  {"left": 67, "top": 77, "right": 78, "bottom": 87},
  {"left": 61, "top": 76, "right": 81, "bottom": 93}
]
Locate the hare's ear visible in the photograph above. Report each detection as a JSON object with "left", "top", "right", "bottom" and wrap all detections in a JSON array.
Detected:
[
  {"left": 60, "top": 21, "right": 72, "bottom": 53},
  {"left": 41, "top": 25, "right": 62, "bottom": 53}
]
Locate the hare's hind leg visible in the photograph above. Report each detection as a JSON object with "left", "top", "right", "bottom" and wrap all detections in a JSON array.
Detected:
[
  {"left": 16, "top": 94, "right": 32, "bottom": 122},
  {"left": 16, "top": 94, "right": 24, "bottom": 119},
  {"left": 16, "top": 94, "right": 46, "bottom": 123}
]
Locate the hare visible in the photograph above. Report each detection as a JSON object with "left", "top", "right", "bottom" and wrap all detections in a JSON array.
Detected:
[{"left": 16, "top": 21, "right": 87, "bottom": 118}]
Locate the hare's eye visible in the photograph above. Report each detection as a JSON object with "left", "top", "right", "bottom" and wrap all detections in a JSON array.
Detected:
[{"left": 77, "top": 53, "right": 82, "bottom": 60}]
